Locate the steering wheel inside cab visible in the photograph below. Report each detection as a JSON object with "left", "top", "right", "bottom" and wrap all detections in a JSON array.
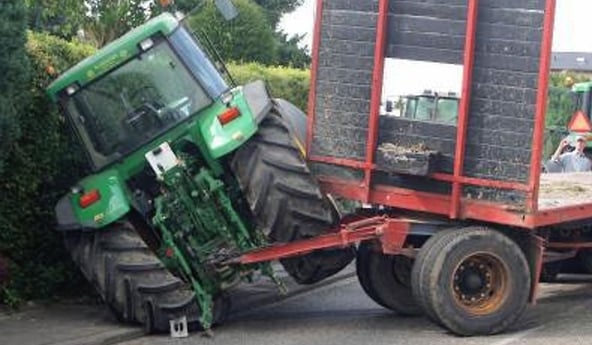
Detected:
[
  {"left": 125, "top": 102, "right": 165, "bottom": 134},
  {"left": 124, "top": 86, "right": 174, "bottom": 132}
]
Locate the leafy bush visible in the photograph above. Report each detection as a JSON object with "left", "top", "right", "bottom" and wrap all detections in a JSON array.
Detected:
[
  {"left": 227, "top": 62, "right": 310, "bottom": 110},
  {"left": 0, "top": 1, "right": 29, "bottom": 176},
  {"left": 0, "top": 33, "right": 95, "bottom": 304}
]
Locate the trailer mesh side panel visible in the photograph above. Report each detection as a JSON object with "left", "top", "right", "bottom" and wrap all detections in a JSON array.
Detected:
[
  {"left": 311, "top": 1, "right": 378, "bottom": 160},
  {"left": 311, "top": 0, "right": 546, "bottom": 205}
]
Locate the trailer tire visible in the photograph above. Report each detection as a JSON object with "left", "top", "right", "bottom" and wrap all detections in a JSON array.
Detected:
[
  {"left": 411, "top": 228, "right": 459, "bottom": 324},
  {"left": 577, "top": 250, "right": 592, "bottom": 273},
  {"left": 539, "top": 261, "right": 562, "bottom": 282},
  {"left": 411, "top": 227, "right": 530, "bottom": 336},
  {"left": 356, "top": 241, "right": 388, "bottom": 309},
  {"left": 356, "top": 241, "right": 421, "bottom": 315},
  {"left": 230, "top": 110, "right": 355, "bottom": 284},
  {"left": 63, "top": 222, "right": 227, "bottom": 333}
]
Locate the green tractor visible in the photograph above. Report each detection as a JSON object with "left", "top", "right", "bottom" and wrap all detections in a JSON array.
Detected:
[
  {"left": 384, "top": 91, "right": 459, "bottom": 124},
  {"left": 47, "top": 12, "right": 353, "bottom": 332}
]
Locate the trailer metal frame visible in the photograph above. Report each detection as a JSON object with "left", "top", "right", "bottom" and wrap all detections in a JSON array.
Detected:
[{"left": 304, "top": 0, "right": 591, "bottom": 230}]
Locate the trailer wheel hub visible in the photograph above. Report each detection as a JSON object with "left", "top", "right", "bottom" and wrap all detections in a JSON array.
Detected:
[{"left": 451, "top": 253, "right": 508, "bottom": 315}]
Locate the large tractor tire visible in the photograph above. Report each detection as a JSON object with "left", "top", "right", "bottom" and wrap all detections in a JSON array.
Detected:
[
  {"left": 356, "top": 241, "right": 421, "bottom": 315},
  {"left": 411, "top": 227, "right": 530, "bottom": 336},
  {"left": 64, "top": 221, "right": 228, "bottom": 333},
  {"left": 230, "top": 110, "right": 355, "bottom": 284}
]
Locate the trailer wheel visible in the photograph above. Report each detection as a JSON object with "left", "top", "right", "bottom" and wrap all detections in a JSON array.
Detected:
[
  {"left": 540, "top": 261, "right": 562, "bottom": 282},
  {"left": 230, "top": 109, "right": 355, "bottom": 284},
  {"left": 411, "top": 228, "right": 459, "bottom": 324},
  {"left": 411, "top": 227, "right": 530, "bottom": 336},
  {"left": 577, "top": 250, "right": 592, "bottom": 273},
  {"left": 356, "top": 241, "right": 421, "bottom": 315},
  {"left": 356, "top": 242, "right": 387, "bottom": 309},
  {"left": 63, "top": 222, "right": 227, "bottom": 333}
]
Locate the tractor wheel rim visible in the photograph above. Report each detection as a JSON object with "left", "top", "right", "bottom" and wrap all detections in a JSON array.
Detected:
[{"left": 451, "top": 252, "right": 509, "bottom": 315}]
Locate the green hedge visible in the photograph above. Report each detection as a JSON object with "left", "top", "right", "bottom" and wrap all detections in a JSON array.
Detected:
[
  {"left": 0, "top": 32, "right": 95, "bottom": 305},
  {"left": 227, "top": 62, "right": 310, "bottom": 110},
  {"left": 0, "top": 35, "right": 310, "bottom": 305}
]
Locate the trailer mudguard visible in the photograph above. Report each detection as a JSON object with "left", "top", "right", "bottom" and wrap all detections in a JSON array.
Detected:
[{"left": 55, "top": 170, "right": 130, "bottom": 230}]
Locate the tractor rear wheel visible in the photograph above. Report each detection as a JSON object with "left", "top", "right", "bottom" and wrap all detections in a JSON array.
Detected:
[
  {"left": 230, "top": 109, "right": 355, "bottom": 284},
  {"left": 63, "top": 222, "right": 228, "bottom": 333},
  {"left": 411, "top": 227, "right": 530, "bottom": 336}
]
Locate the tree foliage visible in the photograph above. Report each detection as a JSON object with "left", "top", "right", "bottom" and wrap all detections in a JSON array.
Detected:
[
  {"left": 189, "top": 0, "right": 277, "bottom": 64},
  {"left": 83, "top": 0, "right": 150, "bottom": 47},
  {"left": 25, "top": 0, "right": 86, "bottom": 39},
  {"left": 26, "top": 0, "right": 311, "bottom": 64},
  {"left": 188, "top": 0, "right": 310, "bottom": 66},
  {"left": 274, "top": 31, "right": 310, "bottom": 68},
  {"left": 170, "top": 0, "right": 301, "bottom": 24},
  {"left": 546, "top": 72, "right": 591, "bottom": 127},
  {"left": 0, "top": 1, "right": 30, "bottom": 175},
  {"left": 252, "top": 0, "right": 303, "bottom": 27}
]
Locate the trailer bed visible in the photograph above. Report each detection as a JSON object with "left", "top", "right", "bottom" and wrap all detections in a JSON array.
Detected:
[{"left": 539, "top": 172, "right": 592, "bottom": 210}]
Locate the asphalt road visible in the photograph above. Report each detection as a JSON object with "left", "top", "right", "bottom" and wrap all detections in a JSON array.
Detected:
[{"left": 119, "top": 274, "right": 592, "bottom": 345}]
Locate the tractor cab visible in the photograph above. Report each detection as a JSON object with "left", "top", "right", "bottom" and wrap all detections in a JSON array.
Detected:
[
  {"left": 400, "top": 90, "right": 459, "bottom": 124},
  {"left": 46, "top": 13, "right": 262, "bottom": 173}
]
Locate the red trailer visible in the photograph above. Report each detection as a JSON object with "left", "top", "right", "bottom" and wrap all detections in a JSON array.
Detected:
[{"left": 231, "top": 0, "right": 592, "bottom": 336}]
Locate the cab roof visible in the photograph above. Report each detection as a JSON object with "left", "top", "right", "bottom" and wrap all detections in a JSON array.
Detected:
[{"left": 46, "top": 13, "right": 179, "bottom": 101}]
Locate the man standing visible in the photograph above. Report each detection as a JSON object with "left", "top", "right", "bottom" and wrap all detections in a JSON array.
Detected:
[{"left": 550, "top": 135, "right": 592, "bottom": 172}]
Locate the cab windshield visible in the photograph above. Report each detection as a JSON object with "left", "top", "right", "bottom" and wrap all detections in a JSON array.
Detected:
[{"left": 66, "top": 37, "right": 211, "bottom": 168}]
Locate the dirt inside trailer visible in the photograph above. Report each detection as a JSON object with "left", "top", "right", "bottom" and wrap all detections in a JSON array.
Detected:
[{"left": 539, "top": 172, "right": 592, "bottom": 209}]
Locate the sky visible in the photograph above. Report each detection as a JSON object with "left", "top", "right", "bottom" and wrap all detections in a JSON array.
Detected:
[{"left": 279, "top": 0, "right": 592, "bottom": 53}]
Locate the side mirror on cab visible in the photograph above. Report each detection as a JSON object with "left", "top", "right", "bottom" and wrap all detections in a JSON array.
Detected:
[{"left": 215, "top": 0, "right": 238, "bottom": 20}]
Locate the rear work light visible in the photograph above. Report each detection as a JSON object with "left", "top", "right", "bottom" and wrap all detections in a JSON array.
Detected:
[
  {"left": 79, "top": 189, "right": 101, "bottom": 208},
  {"left": 217, "top": 107, "right": 241, "bottom": 125}
]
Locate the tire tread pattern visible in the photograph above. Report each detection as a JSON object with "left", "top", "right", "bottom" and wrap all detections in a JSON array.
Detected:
[
  {"left": 230, "top": 111, "right": 354, "bottom": 284},
  {"left": 411, "top": 227, "right": 530, "bottom": 336},
  {"left": 65, "top": 223, "right": 207, "bottom": 333}
]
